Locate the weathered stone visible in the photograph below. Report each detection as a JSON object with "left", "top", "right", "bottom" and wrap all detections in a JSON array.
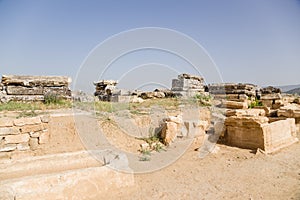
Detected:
[
  {"left": 224, "top": 116, "right": 298, "bottom": 153},
  {"left": 0, "top": 117, "right": 14, "bottom": 127},
  {"left": 40, "top": 115, "right": 50, "bottom": 123},
  {"left": 19, "top": 124, "right": 44, "bottom": 133},
  {"left": 225, "top": 116, "right": 269, "bottom": 128},
  {"left": 39, "top": 130, "right": 50, "bottom": 144},
  {"left": 0, "top": 144, "right": 16, "bottom": 152},
  {"left": 0, "top": 127, "right": 20, "bottom": 136},
  {"left": 2, "top": 75, "right": 71, "bottom": 87},
  {"left": 161, "top": 121, "right": 178, "bottom": 145},
  {"left": 4, "top": 134, "right": 30, "bottom": 144},
  {"left": 14, "top": 117, "right": 41, "bottom": 126},
  {"left": 261, "top": 93, "right": 282, "bottom": 100},
  {"left": 29, "top": 131, "right": 40, "bottom": 138},
  {"left": 219, "top": 100, "right": 248, "bottom": 109},
  {"left": 226, "top": 109, "right": 266, "bottom": 117},
  {"left": 277, "top": 104, "right": 300, "bottom": 118},
  {"left": 29, "top": 138, "right": 39, "bottom": 150},
  {"left": 17, "top": 143, "right": 30, "bottom": 151},
  {"left": 261, "top": 86, "right": 281, "bottom": 94}
]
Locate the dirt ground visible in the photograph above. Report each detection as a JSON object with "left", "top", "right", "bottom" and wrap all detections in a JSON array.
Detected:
[{"left": 1, "top": 112, "right": 300, "bottom": 200}]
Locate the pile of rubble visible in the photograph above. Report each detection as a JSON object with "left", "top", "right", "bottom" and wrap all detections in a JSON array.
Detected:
[{"left": 0, "top": 75, "right": 71, "bottom": 102}]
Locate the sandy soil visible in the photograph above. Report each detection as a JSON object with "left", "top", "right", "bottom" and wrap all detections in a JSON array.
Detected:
[{"left": 1, "top": 112, "right": 300, "bottom": 200}]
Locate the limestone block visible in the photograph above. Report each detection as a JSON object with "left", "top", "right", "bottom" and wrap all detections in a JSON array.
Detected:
[
  {"left": 0, "top": 127, "right": 20, "bottom": 136},
  {"left": 19, "top": 124, "right": 44, "bottom": 133},
  {"left": 0, "top": 117, "right": 13, "bottom": 127},
  {"left": 17, "top": 143, "right": 30, "bottom": 151},
  {"left": 161, "top": 121, "right": 178, "bottom": 145},
  {"left": 4, "top": 134, "right": 30, "bottom": 144},
  {"left": 226, "top": 109, "right": 266, "bottom": 117},
  {"left": 29, "top": 131, "right": 40, "bottom": 138},
  {"left": 261, "top": 93, "right": 282, "bottom": 100},
  {"left": 39, "top": 130, "right": 50, "bottom": 144},
  {"left": 0, "top": 144, "right": 16, "bottom": 152},
  {"left": 14, "top": 117, "right": 41, "bottom": 126},
  {"left": 220, "top": 100, "right": 248, "bottom": 109},
  {"left": 225, "top": 116, "right": 269, "bottom": 128},
  {"left": 29, "top": 138, "right": 39, "bottom": 150}
]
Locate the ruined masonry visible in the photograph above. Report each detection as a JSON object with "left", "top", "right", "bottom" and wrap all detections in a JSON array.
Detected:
[
  {"left": 0, "top": 75, "right": 72, "bottom": 103},
  {"left": 0, "top": 115, "right": 50, "bottom": 152},
  {"left": 171, "top": 73, "right": 207, "bottom": 97}
]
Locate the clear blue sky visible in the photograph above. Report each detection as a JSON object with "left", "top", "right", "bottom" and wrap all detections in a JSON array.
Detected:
[{"left": 0, "top": 0, "right": 299, "bottom": 91}]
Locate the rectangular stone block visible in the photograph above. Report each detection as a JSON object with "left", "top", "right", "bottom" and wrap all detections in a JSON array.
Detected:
[
  {"left": 0, "top": 144, "right": 17, "bottom": 152},
  {"left": 29, "top": 138, "right": 39, "bottom": 150},
  {"left": 17, "top": 143, "right": 30, "bottom": 151},
  {"left": 19, "top": 124, "right": 44, "bottom": 133},
  {"left": 39, "top": 130, "right": 50, "bottom": 144},
  {"left": 4, "top": 134, "right": 30, "bottom": 144},
  {"left": 0, "top": 117, "right": 14, "bottom": 127},
  {"left": 14, "top": 117, "right": 41, "bottom": 126},
  {"left": 40, "top": 115, "right": 50, "bottom": 123},
  {"left": 0, "top": 127, "right": 20, "bottom": 136}
]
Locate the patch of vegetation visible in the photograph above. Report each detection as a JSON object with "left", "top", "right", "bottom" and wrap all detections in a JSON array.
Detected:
[
  {"left": 249, "top": 99, "right": 263, "bottom": 108},
  {"left": 193, "top": 94, "right": 212, "bottom": 106}
]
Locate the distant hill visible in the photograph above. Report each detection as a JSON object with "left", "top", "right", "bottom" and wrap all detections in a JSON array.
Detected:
[
  {"left": 277, "top": 84, "right": 300, "bottom": 92},
  {"left": 286, "top": 87, "right": 300, "bottom": 95}
]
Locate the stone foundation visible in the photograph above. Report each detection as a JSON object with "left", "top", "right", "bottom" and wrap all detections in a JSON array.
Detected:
[{"left": 0, "top": 116, "right": 49, "bottom": 152}]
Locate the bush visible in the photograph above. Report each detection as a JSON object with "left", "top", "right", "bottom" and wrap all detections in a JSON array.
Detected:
[{"left": 44, "top": 93, "right": 62, "bottom": 105}]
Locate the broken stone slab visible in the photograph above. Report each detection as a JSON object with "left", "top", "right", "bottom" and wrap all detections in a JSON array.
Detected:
[{"left": 2, "top": 75, "right": 71, "bottom": 87}]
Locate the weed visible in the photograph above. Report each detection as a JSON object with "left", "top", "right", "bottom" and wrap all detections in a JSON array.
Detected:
[{"left": 249, "top": 99, "right": 263, "bottom": 108}]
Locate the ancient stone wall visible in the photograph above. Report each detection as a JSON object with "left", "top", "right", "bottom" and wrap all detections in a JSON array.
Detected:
[
  {"left": 0, "top": 116, "right": 50, "bottom": 153},
  {"left": 0, "top": 75, "right": 71, "bottom": 102}
]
